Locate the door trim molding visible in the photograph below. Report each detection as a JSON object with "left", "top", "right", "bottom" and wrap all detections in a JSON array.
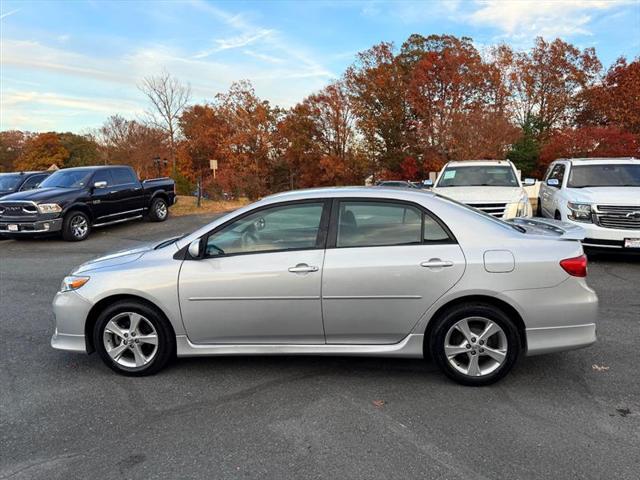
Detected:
[{"left": 188, "top": 296, "right": 319, "bottom": 301}]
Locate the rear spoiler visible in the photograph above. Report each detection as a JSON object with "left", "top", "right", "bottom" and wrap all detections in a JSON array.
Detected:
[{"left": 507, "top": 217, "right": 586, "bottom": 241}]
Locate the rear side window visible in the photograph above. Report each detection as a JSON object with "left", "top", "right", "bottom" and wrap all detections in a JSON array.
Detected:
[
  {"left": 111, "top": 168, "right": 137, "bottom": 185},
  {"left": 336, "top": 201, "right": 450, "bottom": 247}
]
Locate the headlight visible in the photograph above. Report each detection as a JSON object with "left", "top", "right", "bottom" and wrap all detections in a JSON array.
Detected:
[
  {"left": 37, "top": 203, "right": 62, "bottom": 214},
  {"left": 567, "top": 202, "right": 593, "bottom": 223},
  {"left": 516, "top": 195, "right": 529, "bottom": 217},
  {"left": 60, "top": 275, "right": 90, "bottom": 292}
]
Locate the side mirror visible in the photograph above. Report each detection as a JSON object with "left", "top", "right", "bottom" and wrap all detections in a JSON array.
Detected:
[
  {"left": 423, "top": 179, "right": 433, "bottom": 188},
  {"left": 523, "top": 178, "right": 536, "bottom": 186},
  {"left": 546, "top": 179, "right": 560, "bottom": 187},
  {"left": 188, "top": 239, "right": 201, "bottom": 258},
  {"left": 94, "top": 181, "right": 107, "bottom": 189}
]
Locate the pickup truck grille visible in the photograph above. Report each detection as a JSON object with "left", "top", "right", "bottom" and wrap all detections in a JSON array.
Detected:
[
  {"left": 594, "top": 205, "right": 640, "bottom": 230},
  {"left": 466, "top": 202, "right": 507, "bottom": 218},
  {"left": 0, "top": 202, "right": 39, "bottom": 221}
]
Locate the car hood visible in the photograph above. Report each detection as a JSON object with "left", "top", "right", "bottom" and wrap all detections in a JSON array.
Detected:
[
  {"left": 566, "top": 186, "right": 640, "bottom": 205},
  {"left": 433, "top": 186, "right": 525, "bottom": 203},
  {"left": 74, "top": 243, "right": 154, "bottom": 274},
  {"left": 0, "top": 187, "right": 83, "bottom": 203}
]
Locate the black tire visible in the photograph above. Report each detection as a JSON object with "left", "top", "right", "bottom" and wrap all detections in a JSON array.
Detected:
[
  {"left": 61, "top": 210, "right": 91, "bottom": 241},
  {"left": 147, "top": 197, "right": 169, "bottom": 222},
  {"left": 555, "top": 210, "right": 562, "bottom": 220},
  {"left": 536, "top": 199, "right": 542, "bottom": 217},
  {"left": 429, "top": 303, "right": 521, "bottom": 386},
  {"left": 93, "top": 300, "right": 175, "bottom": 376}
]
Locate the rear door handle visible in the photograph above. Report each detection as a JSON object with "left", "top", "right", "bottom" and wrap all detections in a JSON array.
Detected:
[
  {"left": 288, "top": 264, "right": 319, "bottom": 273},
  {"left": 420, "top": 259, "right": 454, "bottom": 268}
]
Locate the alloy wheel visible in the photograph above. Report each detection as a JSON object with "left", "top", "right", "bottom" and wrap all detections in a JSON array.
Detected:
[
  {"left": 444, "top": 316, "right": 508, "bottom": 377},
  {"left": 70, "top": 215, "right": 88, "bottom": 239},
  {"left": 102, "top": 312, "right": 159, "bottom": 368},
  {"left": 155, "top": 201, "right": 167, "bottom": 220}
]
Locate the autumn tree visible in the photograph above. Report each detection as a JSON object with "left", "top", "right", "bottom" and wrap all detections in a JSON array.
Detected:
[
  {"left": 406, "top": 35, "right": 517, "bottom": 165},
  {"left": 494, "top": 38, "right": 601, "bottom": 134},
  {"left": 539, "top": 126, "right": 639, "bottom": 173},
  {"left": 577, "top": 58, "right": 640, "bottom": 133},
  {"left": 98, "top": 115, "right": 169, "bottom": 179},
  {"left": 179, "top": 104, "right": 230, "bottom": 205},
  {"left": 14, "top": 133, "right": 69, "bottom": 171},
  {"left": 344, "top": 42, "right": 413, "bottom": 177},
  {"left": 139, "top": 71, "right": 191, "bottom": 174},
  {"left": 58, "top": 132, "right": 100, "bottom": 167},
  {"left": 0, "top": 131, "right": 29, "bottom": 172}
]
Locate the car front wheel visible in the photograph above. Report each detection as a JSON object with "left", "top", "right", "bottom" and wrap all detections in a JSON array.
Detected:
[
  {"left": 62, "top": 211, "right": 91, "bottom": 241},
  {"left": 430, "top": 303, "right": 521, "bottom": 386},
  {"left": 94, "top": 301, "right": 175, "bottom": 376}
]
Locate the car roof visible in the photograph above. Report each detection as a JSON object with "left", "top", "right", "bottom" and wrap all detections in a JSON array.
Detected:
[
  {"left": 561, "top": 157, "right": 638, "bottom": 165},
  {"left": 445, "top": 160, "right": 513, "bottom": 167},
  {"left": 0, "top": 171, "right": 46, "bottom": 175},
  {"left": 263, "top": 186, "right": 435, "bottom": 202},
  {"left": 52, "top": 165, "right": 131, "bottom": 172}
]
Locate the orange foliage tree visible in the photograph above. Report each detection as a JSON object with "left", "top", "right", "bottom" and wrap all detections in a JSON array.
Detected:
[{"left": 14, "top": 133, "right": 69, "bottom": 171}]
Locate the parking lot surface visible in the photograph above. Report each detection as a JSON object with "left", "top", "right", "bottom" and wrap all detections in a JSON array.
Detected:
[{"left": 1, "top": 215, "right": 639, "bottom": 480}]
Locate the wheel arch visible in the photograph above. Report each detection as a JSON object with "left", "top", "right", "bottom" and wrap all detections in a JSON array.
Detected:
[
  {"left": 63, "top": 203, "right": 94, "bottom": 222},
  {"left": 150, "top": 190, "right": 169, "bottom": 204},
  {"left": 84, "top": 293, "right": 176, "bottom": 354},
  {"left": 422, "top": 295, "right": 527, "bottom": 359}
]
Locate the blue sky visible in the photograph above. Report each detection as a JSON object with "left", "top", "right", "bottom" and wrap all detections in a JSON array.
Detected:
[{"left": 1, "top": 0, "right": 639, "bottom": 133}]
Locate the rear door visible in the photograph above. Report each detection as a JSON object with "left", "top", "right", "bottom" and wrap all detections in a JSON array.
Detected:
[
  {"left": 108, "top": 167, "right": 145, "bottom": 217},
  {"left": 321, "top": 199, "right": 465, "bottom": 344}
]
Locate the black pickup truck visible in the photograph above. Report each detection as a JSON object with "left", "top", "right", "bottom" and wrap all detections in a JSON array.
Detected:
[{"left": 0, "top": 165, "right": 176, "bottom": 241}]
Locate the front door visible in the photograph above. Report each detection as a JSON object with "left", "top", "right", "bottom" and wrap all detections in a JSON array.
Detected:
[
  {"left": 179, "top": 201, "right": 330, "bottom": 344},
  {"left": 322, "top": 200, "right": 465, "bottom": 344}
]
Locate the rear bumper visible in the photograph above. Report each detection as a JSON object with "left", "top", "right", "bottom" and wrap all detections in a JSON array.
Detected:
[
  {"left": 0, "top": 218, "right": 63, "bottom": 234},
  {"left": 526, "top": 323, "right": 596, "bottom": 356}
]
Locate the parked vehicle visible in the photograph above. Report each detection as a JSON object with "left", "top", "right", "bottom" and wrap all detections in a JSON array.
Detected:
[
  {"left": 432, "top": 160, "right": 534, "bottom": 219},
  {"left": 375, "top": 180, "right": 416, "bottom": 188},
  {"left": 0, "top": 166, "right": 176, "bottom": 241},
  {"left": 0, "top": 171, "right": 51, "bottom": 198},
  {"left": 51, "top": 186, "right": 597, "bottom": 385},
  {"left": 538, "top": 157, "right": 640, "bottom": 251}
]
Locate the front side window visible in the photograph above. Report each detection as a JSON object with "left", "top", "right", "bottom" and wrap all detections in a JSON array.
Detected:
[
  {"left": 436, "top": 165, "right": 519, "bottom": 187},
  {"left": 20, "top": 174, "right": 48, "bottom": 191},
  {"left": 548, "top": 164, "right": 565, "bottom": 186},
  {"left": 206, "top": 202, "right": 325, "bottom": 257},
  {"left": 567, "top": 164, "right": 640, "bottom": 188},
  {"left": 337, "top": 201, "right": 437, "bottom": 247},
  {"left": 93, "top": 170, "right": 114, "bottom": 187}
]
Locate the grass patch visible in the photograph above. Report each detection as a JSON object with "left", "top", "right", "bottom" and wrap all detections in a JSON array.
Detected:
[{"left": 171, "top": 195, "right": 250, "bottom": 217}]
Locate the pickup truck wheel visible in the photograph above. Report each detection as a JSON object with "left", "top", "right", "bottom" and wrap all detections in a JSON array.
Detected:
[
  {"left": 62, "top": 211, "right": 91, "bottom": 241},
  {"left": 148, "top": 197, "right": 169, "bottom": 222},
  {"left": 536, "top": 199, "right": 542, "bottom": 217}
]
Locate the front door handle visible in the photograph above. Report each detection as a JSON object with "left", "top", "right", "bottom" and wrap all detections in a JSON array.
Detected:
[
  {"left": 420, "top": 259, "right": 454, "bottom": 268},
  {"left": 288, "top": 264, "right": 319, "bottom": 273}
]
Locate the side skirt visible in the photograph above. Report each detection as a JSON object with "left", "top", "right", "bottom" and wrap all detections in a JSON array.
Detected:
[
  {"left": 176, "top": 333, "right": 425, "bottom": 359},
  {"left": 92, "top": 215, "right": 143, "bottom": 228}
]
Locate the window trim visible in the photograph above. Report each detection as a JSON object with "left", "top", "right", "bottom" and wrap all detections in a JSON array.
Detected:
[
  {"left": 200, "top": 198, "right": 332, "bottom": 259},
  {"left": 326, "top": 197, "right": 457, "bottom": 250}
]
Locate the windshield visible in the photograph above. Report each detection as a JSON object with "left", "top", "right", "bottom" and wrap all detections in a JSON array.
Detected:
[
  {"left": 39, "top": 170, "right": 93, "bottom": 189},
  {"left": 0, "top": 174, "right": 22, "bottom": 192},
  {"left": 567, "top": 164, "right": 640, "bottom": 188},
  {"left": 437, "top": 165, "right": 519, "bottom": 187}
]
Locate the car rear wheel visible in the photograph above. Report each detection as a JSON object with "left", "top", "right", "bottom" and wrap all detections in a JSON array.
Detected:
[
  {"left": 430, "top": 303, "right": 521, "bottom": 386},
  {"left": 93, "top": 300, "right": 175, "bottom": 376},
  {"left": 62, "top": 211, "right": 91, "bottom": 241},
  {"left": 148, "top": 197, "right": 169, "bottom": 222}
]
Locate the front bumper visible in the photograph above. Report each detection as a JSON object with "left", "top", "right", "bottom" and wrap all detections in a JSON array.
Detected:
[
  {"left": 50, "top": 290, "right": 93, "bottom": 354},
  {"left": 0, "top": 218, "right": 63, "bottom": 234},
  {"left": 567, "top": 221, "right": 640, "bottom": 250}
]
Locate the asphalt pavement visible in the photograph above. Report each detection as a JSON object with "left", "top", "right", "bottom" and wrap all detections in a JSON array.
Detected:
[{"left": 1, "top": 214, "right": 639, "bottom": 480}]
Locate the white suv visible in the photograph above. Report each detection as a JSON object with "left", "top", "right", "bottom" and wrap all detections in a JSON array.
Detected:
[
  {"left": 538, "top": 157, "right": 640, "bottom": 250},
  {"left": 431, "top": 160, "right": 534, "bottom": 219}
]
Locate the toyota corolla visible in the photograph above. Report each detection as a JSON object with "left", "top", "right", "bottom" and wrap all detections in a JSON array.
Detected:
[{"left": 51, "top": 187, "right": 597, "bottom": 386}]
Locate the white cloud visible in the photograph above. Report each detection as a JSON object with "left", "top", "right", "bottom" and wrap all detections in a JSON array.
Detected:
[
  {"left": 467, "top": 0, "right": 630, "bottom": 39},
  {"left": 0, "top": 8, "right": 20, "bottom": 20},
  {"left": 193, "top": 29, "right": 275, "bottom": 58}
]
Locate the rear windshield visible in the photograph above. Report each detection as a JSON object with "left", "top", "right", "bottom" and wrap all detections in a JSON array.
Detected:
[
  {"left": 0, "top": 174, "right": 22, "bottom": 192},
  {"left": 567, "top": 164, "right": 640, "bottom": 188},
  {"left": 437, "top": 165, "right": 519, "bottom": 187},
  {"left": 435, "top": 193, "right": 525, "bottom": 233}
]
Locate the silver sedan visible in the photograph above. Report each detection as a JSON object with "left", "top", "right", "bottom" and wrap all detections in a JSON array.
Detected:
[{"left": 51, "top": 187, "right": 597, "bottom": 385}]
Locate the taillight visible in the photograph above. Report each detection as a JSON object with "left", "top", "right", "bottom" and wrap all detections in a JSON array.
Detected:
[{"left": 560, "top": 254, "right": 588, "bottom": 277}]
